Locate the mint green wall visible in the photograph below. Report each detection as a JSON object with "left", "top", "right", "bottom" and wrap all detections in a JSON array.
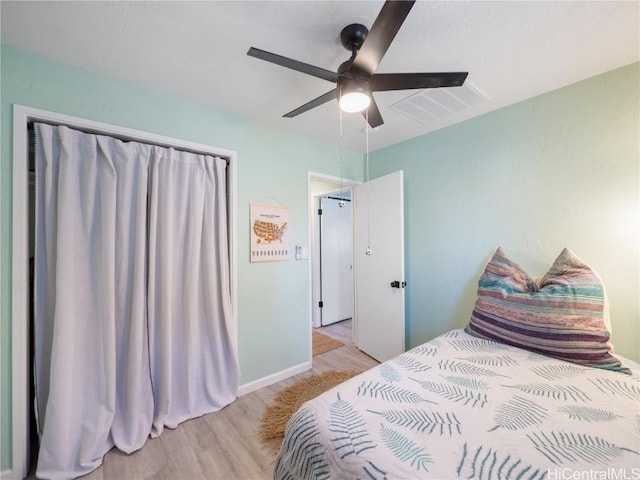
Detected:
[
  {"left": 371, "top": 63, "right": 640, "bottom": 363},
  {"left": 0, "top": 45, "right": 362, "bottom": 471}
]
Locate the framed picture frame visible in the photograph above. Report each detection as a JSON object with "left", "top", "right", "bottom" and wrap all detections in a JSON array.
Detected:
[{"left": 250, "top": 203, "right": 289, "bottom": 262}]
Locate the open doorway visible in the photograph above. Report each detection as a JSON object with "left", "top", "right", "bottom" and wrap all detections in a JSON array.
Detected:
[
  {"left": 308, "top": 172, "right": 358, "bottom": 351},
  {"left": 308, "top": 170, "right": 406, "bottom": 365}
]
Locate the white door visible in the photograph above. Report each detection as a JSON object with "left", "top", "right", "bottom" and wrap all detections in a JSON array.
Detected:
[
  {"left": 319, "top": 196, "right": 353, "bottom": 326},
  {"left": 354, "top": 171, "right": 405, "bottom": 362}
]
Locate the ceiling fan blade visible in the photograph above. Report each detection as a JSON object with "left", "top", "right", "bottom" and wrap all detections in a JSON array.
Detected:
[
  {"left": 363, "top": 97, "right": 384, "bottom": 128},
  {"left": 283, "top": 89, "right": 337, "bottom": 118},
  {"left": 370, "top": 72, "right": 468, "bottom": 91},
  {"left": 351, "top": 0, "right": 415, "bottom": 76},
  {"left": 247, "top": 47, "right": 338, "bottom": 83}
]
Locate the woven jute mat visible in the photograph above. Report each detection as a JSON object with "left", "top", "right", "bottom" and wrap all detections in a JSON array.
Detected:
[
  {"left": 312, "top": 329, "right": 344, "bottom": 356},
  {"left": 259, "top": 369, "right": 359, "bottom": 454}
]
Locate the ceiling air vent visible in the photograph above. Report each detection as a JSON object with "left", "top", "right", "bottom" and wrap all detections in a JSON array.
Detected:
[{"left": 390, "top": 81, "right": 490, "bottom": 124}]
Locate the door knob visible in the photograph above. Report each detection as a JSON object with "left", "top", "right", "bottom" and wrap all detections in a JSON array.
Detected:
[{"left": 390, "top": 281, "right": 406, "bottom": 288}]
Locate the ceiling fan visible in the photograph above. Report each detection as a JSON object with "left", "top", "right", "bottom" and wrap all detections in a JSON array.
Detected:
[{"left": 247, "top": 0, "right": 468, "bottom": 128}]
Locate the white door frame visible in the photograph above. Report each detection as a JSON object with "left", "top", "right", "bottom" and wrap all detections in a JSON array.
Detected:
[
  {"left": 10, "top": 105, "right": 238, "bottom": 479},
  {"left": 307, "top": 172, "right": 359, "bottom": 354}
]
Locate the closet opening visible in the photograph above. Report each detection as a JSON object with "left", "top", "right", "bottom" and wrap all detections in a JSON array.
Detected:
[{"left": 12, "top": 106, "right": 238, "bottom": 479}]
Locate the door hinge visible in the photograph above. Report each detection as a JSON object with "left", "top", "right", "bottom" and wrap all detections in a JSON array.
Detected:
[
  {"left": 318, "top": 208, "right": 322, "bottom": 215},
  {"left": 319, "top": 301, "right": 324, "bottom": 308},
  {"left": 390, "top": 281, "right": 407, "bottom": 288}
]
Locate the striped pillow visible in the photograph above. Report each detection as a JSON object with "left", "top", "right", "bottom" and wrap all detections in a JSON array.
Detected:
[{"left": 466, "top": 248, "right": 630, "bottom": 374}]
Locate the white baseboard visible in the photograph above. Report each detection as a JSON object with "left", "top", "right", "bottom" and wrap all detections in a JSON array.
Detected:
[{"left": 238, "top": 361, "right": 311, "bottom": 397}]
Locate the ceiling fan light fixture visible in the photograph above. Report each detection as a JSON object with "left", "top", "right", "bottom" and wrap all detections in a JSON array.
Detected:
[
  {"left": 339, "top": 80, "right": 371, "bottom": 113},
  {"left": 339, "top": 91, "right": 370, "bottom": 113},
  {"left": 248, "top": 0, "right": 468, "bottom": 128}
]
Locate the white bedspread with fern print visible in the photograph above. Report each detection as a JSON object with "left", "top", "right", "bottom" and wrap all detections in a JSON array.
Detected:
[{"left": 274, "top": 329, "right": 640, "bottom": 480}]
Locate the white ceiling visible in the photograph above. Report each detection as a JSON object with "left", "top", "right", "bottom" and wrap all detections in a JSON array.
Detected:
[{"left": 2, "top": 1, "right": 638, "bottom": 152}]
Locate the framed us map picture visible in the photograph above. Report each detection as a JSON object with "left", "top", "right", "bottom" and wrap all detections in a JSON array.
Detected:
[{"left": 250, "top": 203, "right": 289, "bottom": 262}]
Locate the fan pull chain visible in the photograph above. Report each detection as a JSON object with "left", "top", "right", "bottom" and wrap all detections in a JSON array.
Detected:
[
  {"left": 339, "top": 105, "right": 344, "bottom": 197},
  {"left": 365, "top": 109, "right": 372, "bottom": 256}
]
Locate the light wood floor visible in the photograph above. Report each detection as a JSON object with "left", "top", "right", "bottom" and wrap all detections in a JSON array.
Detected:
[{"left": 28, "top": 320, "right": 379, "bottom": 480}]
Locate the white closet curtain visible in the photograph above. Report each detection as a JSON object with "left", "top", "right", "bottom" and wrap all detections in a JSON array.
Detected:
[
  {"left": 33, "top": 123, "right": 239, "bottom": 479},
  {"left": 147, "top": 147, "right": 239, "bottom": 435}
]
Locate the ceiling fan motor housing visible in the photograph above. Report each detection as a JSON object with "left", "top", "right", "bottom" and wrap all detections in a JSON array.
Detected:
[{"left": 338, "top": 24, "right": 372, "bottom": 95}]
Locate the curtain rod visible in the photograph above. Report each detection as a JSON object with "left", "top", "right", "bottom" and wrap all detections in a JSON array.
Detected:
[{"left": 28, "top": 120, "right": 230, "bottom": 165}]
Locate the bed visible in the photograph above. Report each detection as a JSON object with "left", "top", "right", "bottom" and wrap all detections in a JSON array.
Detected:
[{"left": 274, "top": 248, "right": 640, "bottom": 479}]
